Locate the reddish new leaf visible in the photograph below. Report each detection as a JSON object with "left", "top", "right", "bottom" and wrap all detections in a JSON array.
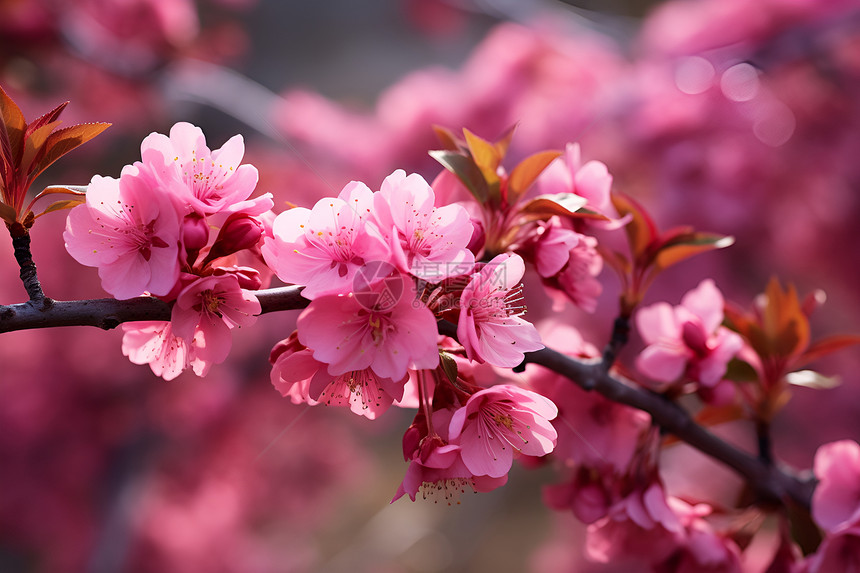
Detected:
[
  {"left": 597, "top": 246, "right": 632, "bottom": 278},
  {"left": 653, "top": 232, "right": 735, "bottom": 272},
  {"left": 31, "top": 185, "right": 88, "bottom": 200},
  {"left": 32, "top": 122, "right": 111, "bottom": 181},
  {"left": 463, "top": 128, "right": 501, "bottom": 175},
  {"left": 0, "top": 85, "right": 26, "bottom": 164},
  {"left": 493, "top": 124, "right": 517, "bottom": 162},
  {"left": 463, "top": 128, "right": 501, "bottom": 202},
  {"left": 518, "top": 193, "right": 589, "bottom": 220},
  {"left": 0, "top": 200, "right": 16, "bottom": 225},
  {"left": 20, "top": 120, "right": 60, "bottom": 179},
  {"left": 507, "top": 150, "right": 561, "bottom": 205},
  {"left": 695, "top": 402, "right": 746, "bottom": 428},
  {"left": 432, "top": 125, "right": 462, "bottom": 152},
  {"left": 35, "top": 197, "right": 85, "bottom": 218},
  {"left": 795, "top": 334, "right": 860, "bottom": 369},
  {"left": 612, "top": 192, "right": 658, "bottom": 259},
  {"left": 25, "top": 100, "right": 68, "bottom": 136},
  {"left": 762, "top": 278, "right": 810, "bottom": 359}
]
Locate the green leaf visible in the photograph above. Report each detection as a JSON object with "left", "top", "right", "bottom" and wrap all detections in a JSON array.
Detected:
[
  {"left": 724, "top": 358, "right": 760, "bottom": 383},
  {"left": 429, "top": 149, "right": 488, "bottom": 202},
  {"left": 439, "top": 351, "right": 459, "bottom": 385},
  {"left": 507, "top": 150, "right": 561, "bottom": 205}
]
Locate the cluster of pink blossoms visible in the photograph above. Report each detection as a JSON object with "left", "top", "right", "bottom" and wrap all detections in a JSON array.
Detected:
[
  {"left": 64, "top": 122, "right": 272, "bottom": 380},
  {"left": 263, "top": 169, "right": 557, "bottom": 500},
  {"left": 635, "top": 279, "right": 743, "bottom": 399}
]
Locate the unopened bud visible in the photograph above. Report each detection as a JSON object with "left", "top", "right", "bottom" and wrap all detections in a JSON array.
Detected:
[
  {"left": 270, "top": 331, "right": 304, "bottom": 365},
  {"left": 466, "top": 217, "right": 484, "bottom": 254},
  {"left": 181, "top": 214, "right": 210, "bottom": 251},
  {"left": 209, "top": 214, "right": 264, "bottom": 260},
  {"left": 213, "top": 266, "right": 263, "bottom": 291}
]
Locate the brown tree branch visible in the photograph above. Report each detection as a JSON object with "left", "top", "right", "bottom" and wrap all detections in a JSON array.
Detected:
[
  {"left": 0, "top": 285, "right": 308, "bottom": 333},
  {"left": 0, "top": 288, "right": 814, "bottom": 512},
  {"left": 522, "top": 346, "right": 815, "bottom": 509},
  {"left": 436, "top": 320, "right": 816, "bottom": 511}
]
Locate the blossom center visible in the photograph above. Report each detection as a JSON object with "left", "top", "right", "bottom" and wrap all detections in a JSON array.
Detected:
[{"left": 200, "top": 289, "right": 224, "bottom": 317}]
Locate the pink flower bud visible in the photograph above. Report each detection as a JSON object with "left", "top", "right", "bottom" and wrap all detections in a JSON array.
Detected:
[
  {"left": 466, "top": 216, "right": 485, "bottom": 254},
  {"left": 209, "top": 214, "right": 264, "bottom": 260},
  {"left": 213, "top": 266, "right": 263, "bottom": 291},
  {"left": 181, "top": 214, "right": 210, "bottom": 251}
]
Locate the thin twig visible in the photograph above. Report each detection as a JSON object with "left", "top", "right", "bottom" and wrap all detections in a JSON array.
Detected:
[
  {"left": 523, "top": 346, "right": 815, "bottom": 509},
  {"left": 0, "top": 285, "right": 308, "bottom": 333}
]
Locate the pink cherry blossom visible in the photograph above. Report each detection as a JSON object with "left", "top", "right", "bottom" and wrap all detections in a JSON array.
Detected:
[
  {"left": 448, "top": 385, "right": 558, "bottom": 479},
  {"left": 806, "top": 524, "right": 860, "bottom": 573},
  {"left": 635, "top": 279, "right": 743, "bottom": 387},
  {"left": 308, "top": 367, "right": 406, "bottom": 419},
  {"left": 554, "top": 233, "right": 603, "bottom": 313},
  {"left": 393, "top": 408, "right": 507, "bottom": 503},
  {"left": 372, "top": 169, "right": 474, "bottom": 281},
  {"left": 140, "top": 122, "right": 259, "bottom": 214},
  {"left": 296, "top": 281, "right": 438, "bottom": 381},
  {"left": 269, "top": 333, "right": 321, "bottom": 405},
  {"left": 171, "top": 274, "right": 260, "bottom": 367},
  {"left": 64, "top": 169, "right": 181, "bottom": 300},
  {"left": 531, "top": 217, "right": 580, "bottom": 278},
  {"left": 268, "top": 332, "right": 408, "bottom": 419},
  {"left": 260, "top": 181, "right": 391, "bottom": 299},
  {"left": 543, "top": 469, "right": 612, "bottom": 524},
  {"left": 812, "top": 439, "right": 860, "bottom": 534},
  {"left": 121, "top": 321, "right": 191, "bottom": 381},
  {"left": 457, "top": 253, "right": 544, "bottom": 367},
  {"left": 536, "top": 373, "right": 651, "bottom": 474},
  {"left": 670, "top": 507, "right": 743, "bottom": 573},
  {"left": 537, "top": 142, "right": 625, "bottom": 227},
  {"left": 585, "top": 482, "right": 686, "bottom": 565}
]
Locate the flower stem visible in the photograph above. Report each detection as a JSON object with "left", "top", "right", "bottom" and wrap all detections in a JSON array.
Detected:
[
  {"left": 601, "top": 315, "right": 630, "bottom": 370},
  {"left": 9, "top": 226, "right": 49, "bottom": 305}
]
